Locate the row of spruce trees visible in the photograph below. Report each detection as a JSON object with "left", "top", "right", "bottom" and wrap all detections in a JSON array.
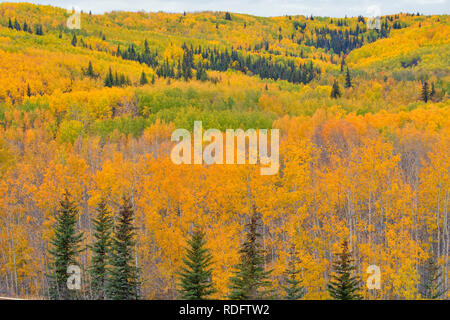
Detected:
[
  {"left": 329, "top": 70, "right": 440, "bottom": 104},
  {"left": 179, "top": 210, "right": 362, "bottom": 300},
  {"left": 48, "top": 191, "right": 139, "bottom": 300},
  {"left": 68, "top": 31, "right": 320, "bottom": 85},
  {"left": 48, "top": 191, "right": 445, "bottom": 300},
  {"left": 46, "top": 191, "right": 357, "bottom": 300},
  {"left": 81, "top": 61, "right": 154, "bottom": 87},
  {"left": 6, "top": 17, "right": 44, "bottom": 35},
  {"left": 179, "top": 210, "right": 446, "bottom": 300},
  {"left": 154, "top": 43, "right": 320, "bottom": 85}
]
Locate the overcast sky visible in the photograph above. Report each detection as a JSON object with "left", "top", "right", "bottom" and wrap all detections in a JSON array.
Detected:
[{"left": 5, "top": 0, "right": 449, "bottom": 17}]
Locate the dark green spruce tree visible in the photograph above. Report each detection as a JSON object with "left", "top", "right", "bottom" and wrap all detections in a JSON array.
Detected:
[
  {"left": 89, "top": 198, "right": 113, "bottom": 300},
  {"left": 421, "top": 81, "right": 429, "bottom": 102},
  {"left": 14, "top": 18, "right": 21, "bottom": 31},
  {"left": 86, "top": 61, "right": 95, "bottom": 78},
  {"left": 35, "top": 24, "right": 43, "bottom": 35},
  {"left": 327, "top": 239, "right": 362, "bottom": 300},
  {"left": 196, "top": 64, "right": 208, "bottom": 81},
  {"left": 340, "top": 55, "right": 345, "bottom": 72},
  {"left": 345, "top": 67, "right": 352, "bottom": 88},
  {"left": 420, "top": 253, "right": 446, "bottom": 299},
  {"left": 139, "top": 71, "right": 148, "bottom": 85},
  {"left": 108, "top": 196, "right": 140, "bottom": 300},
  {"left": 228, "top": 209, "right": 272, "bottom": 300},
  {"left": 104, "top": 67, "right": 114, "bottom": 87},
  {"left": 181, "top": 47, "right": 193, "bottom": 80},
  {"left": 71, "top": 33, "right": 77, "bottom": 47},
  {"left": 48, "top": 190, "right": 84, "bottom": 300},
  {"left": 330, "top": 80, "right": 341, "bottom": 98},
  {"left": 177, "top": 227, "right": 216, "bottom": 300},
  {"left": 282, "top": 249, "right": 305, "bottom": 300}
]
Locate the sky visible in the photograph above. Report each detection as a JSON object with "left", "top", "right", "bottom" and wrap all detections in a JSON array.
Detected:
[{"left": 4, "top": 0, "right": 450, "bottom": 17}]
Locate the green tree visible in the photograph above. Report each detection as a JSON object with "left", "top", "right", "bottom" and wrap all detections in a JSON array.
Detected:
[
  {"left": 177, "top": 227, "right": 216, "bottom": 300},
  {"left": 421, "top": 81, "right": 429, "bottom": 102},
  {"left": 71, "top": 33, "right": 77, "bottom": 47},
  {"left": 196, "top": 64, "right": 208, "bottom": 81},
  {"left": 48, "top": 190, "right": 84, "bottom": 300},
  {"left": 330, "top": 80, "right": 341, "bottom": 98},
  {"left": 225, "top": 12, "right": 232, "bottom": 21},
  {"left": 86, "top": 61, "right": 95, "bottom": 78},
  {"left": 282, "top": 249, "right": 305, "bottom": 300},
  {"left": 14, "top": 18, "right": 21, "bottom": 31},
  {"left": 89, "top": 199, "right": 113, "bottom": 300},
  {"left": 139, "top": 71, "right": 148, "bottom": 85},
  {"left": 181, "top": 46, "right": 193, "bottom": 80},
  {"left": 114, "top": 72, "right": 120, "bottom": 86},
  {"left": 228, "top": 209, "right": 272, "bottom": 300},
  {"left": 108, "top": 196, "right": 139, "bottom": 300},
  {"left": 420, "top": 253, "right": 446, "bottom": 299},
  {"left": 104, "top": 67, "right": 114, "bottom": 87},
  {"left": 35, "top": 24, "right": 43, "bottom": 35},
  {"left": 345, "top": 67, "right": 352, "bottom": 88},
  {"left": 327, "top": 240, "right": 362, "bottom": 300},
  {"left": 340, "top": 55, "right": 345, "bottom": 73},
  {"left": 144, "top": 39, "right": 150, "bottom": 55},
  {"left": 430, "top": 82, "right": 435, "bottom": 99}
]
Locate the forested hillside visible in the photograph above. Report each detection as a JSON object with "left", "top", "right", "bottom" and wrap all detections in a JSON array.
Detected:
[{"left": 0, "top": 2, "right": 448, "bottom": 299}]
